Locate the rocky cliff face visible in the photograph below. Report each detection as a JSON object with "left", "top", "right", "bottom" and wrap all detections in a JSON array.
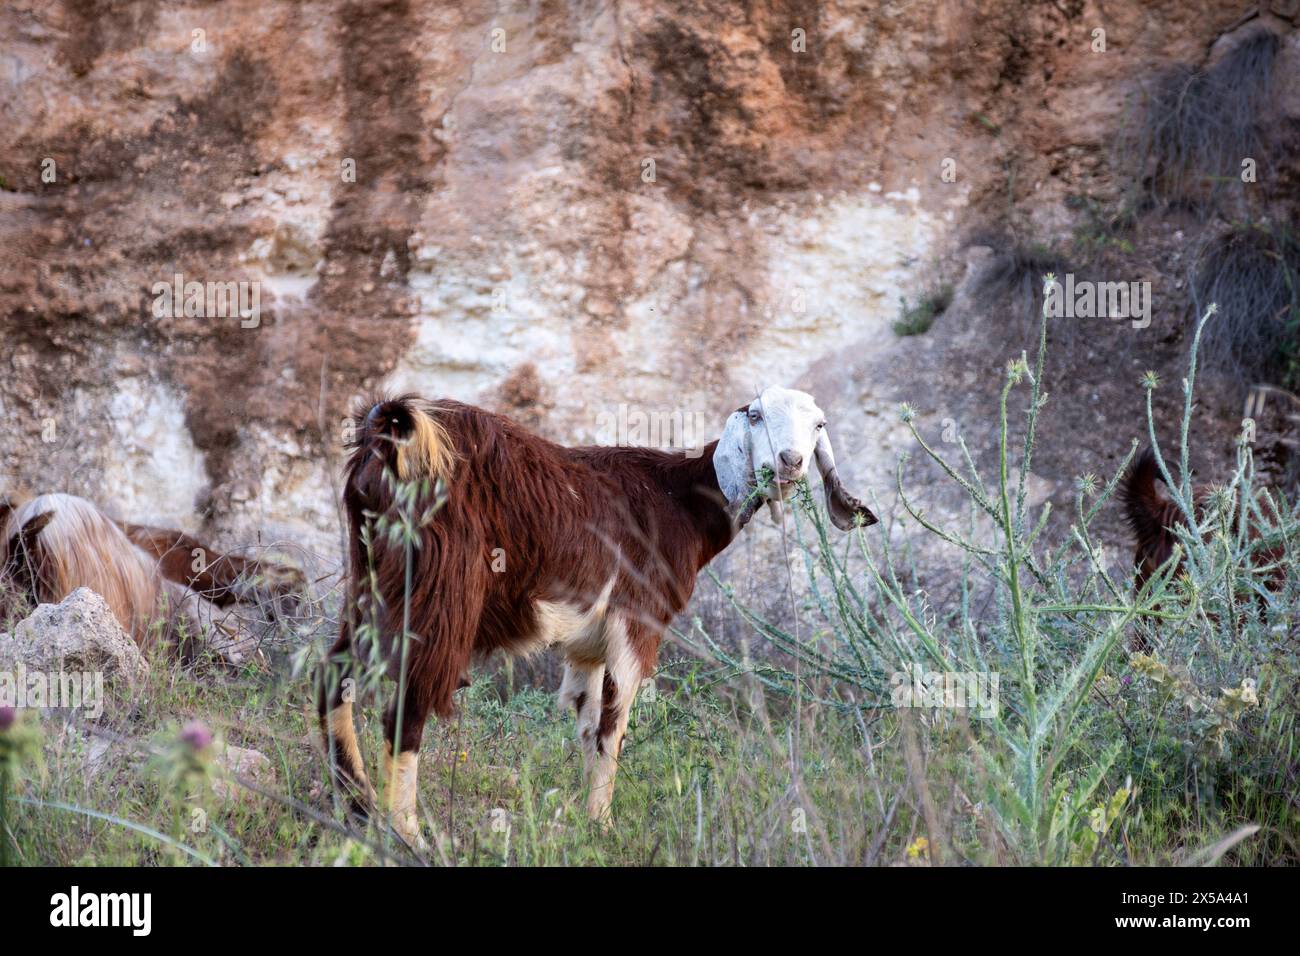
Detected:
[{"left": 3, "top": 1, "right": 1299, "bottom": 566}]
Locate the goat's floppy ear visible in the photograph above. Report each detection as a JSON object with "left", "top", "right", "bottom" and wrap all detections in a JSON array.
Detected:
[
  {"left": 714, "top": 408, "right": 758, "bottom": 527},
  {"left": 2, "top": 509, "right": 54, "bottom": 595},
  {"left": 814, "top": 429, "right": 877, "bottom": 531},
  {"left": 10, "top": 510, "right": 54, "bottom": 556}
]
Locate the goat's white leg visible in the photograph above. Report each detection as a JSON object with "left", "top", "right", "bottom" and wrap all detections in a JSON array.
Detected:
[
  {"left": 382, "top": 744, "right": 426, "bottom": 851},
  {"left": 560, "top": 660, "right": 605, "bottom": 778},
  {"left": 317, "top": 620, "right": 377, "bottom": 816},
  {"left": 586, "top": 624, "right": 643, "bottom": 826},
  {"left": 321, "top": 699, "right": 378, "bottom": 817},
  {"left": 381, "top": 685, "right": 433, "bottom": 852}
]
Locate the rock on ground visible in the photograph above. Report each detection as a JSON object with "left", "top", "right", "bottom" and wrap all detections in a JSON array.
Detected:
[
  {"left": 211, "top": 742, "right": 277, "bottom": 802},
  {"left": 0, "top": 588, "right": 150, "bottom": 714}
]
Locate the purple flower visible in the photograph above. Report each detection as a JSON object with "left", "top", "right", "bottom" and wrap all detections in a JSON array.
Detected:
[
  {"left": 179, "top": 720, "right": 213, "bottom": 751},
  {"left": 0, "top": 706, "right": 14, "bottom": 732}
]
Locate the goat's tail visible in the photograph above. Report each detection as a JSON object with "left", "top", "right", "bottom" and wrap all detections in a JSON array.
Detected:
[
  {"left": 1121, "top": 447, "right": 1178, "bottom": 548},
  {"left": 354, "top": 396, "right": 457, "bottom": 487}
]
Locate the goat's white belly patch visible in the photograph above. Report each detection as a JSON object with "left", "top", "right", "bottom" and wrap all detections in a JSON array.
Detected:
[
  {"left": 533, "top": 600, "right": 589, "bottom": 649},
  {"left": 524, "top": 582, "right": 621, "bottom": 665}
]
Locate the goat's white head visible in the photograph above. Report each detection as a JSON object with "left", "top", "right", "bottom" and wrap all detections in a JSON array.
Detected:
[{"left": 713, "top": 386, "right": 878, "bottom": 531}]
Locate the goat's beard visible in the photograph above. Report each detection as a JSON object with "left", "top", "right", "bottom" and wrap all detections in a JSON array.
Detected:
[
  {"left": 731, "top": 473, "right": 795, "bottom": 529},
  {"left": 727, "top": 475, "right": 768, "bottom": 530},
  {"left": 733, "top": 486, "right": 761, "bottom": 528}
]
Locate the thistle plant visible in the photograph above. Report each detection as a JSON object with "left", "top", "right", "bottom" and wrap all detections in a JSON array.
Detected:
[
  {"left": 147, "top": 719, "right": 215, "bottom": 862},
  {"left": 869, "top": 285, "right": 1164, "bottom": 863}
]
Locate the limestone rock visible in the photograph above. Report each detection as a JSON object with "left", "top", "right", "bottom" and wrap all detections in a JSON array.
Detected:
[
  {"left": 211, "top": 742, "right": 277, "bottom": 802},
  {"left": 0, "top": 588, "right": 149, "bottom": 720}
]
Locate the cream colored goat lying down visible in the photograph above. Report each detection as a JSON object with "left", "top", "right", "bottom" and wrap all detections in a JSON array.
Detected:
[{"left": 0, "top": 492, "right": 304, "bottom": 662}]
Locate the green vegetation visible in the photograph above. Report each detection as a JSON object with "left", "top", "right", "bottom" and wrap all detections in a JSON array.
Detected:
[
  {"left": 970, "top": 112, "right": 1001, "bottom": 137},
  {"left": 893, "top": 284, "right": 953, "bottom": 337},
  {"left": 701, "top": 293, "right": 1298, "bottom": 863},
  {"left": 1124, "top": 30, "right": 1279, "bottom": 216},
  {"left": 1067, "top": 194, "right": 1137, "bottom": 261}
]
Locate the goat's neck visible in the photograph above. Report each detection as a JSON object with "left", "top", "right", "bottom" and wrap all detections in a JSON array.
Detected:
[{"left": 658, "top": 439, "right": 737, "bottom": 569}]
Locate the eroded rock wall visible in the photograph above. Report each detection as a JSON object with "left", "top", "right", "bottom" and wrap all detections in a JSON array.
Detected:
[{"left": 2, "top": 1, "right": 1297, "bottom": 564}]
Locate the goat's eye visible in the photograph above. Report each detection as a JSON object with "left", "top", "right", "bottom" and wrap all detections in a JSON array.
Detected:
[
  {"left": 817, "top": 421, "right": 826, "bottom": 430},
  {"left": 748, "top": 411, "right": 761, "bottom": 424}
]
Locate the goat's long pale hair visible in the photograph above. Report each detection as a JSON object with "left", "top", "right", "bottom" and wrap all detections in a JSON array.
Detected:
[{"left": 2, "top": 493, "right": 164, "bottom": 647}]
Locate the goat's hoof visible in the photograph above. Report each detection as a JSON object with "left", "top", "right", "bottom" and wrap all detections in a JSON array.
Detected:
[
  {"left": 392, "top": 813, "right": 428, "bottom": 852},
  {"left": 337, "top": 779, "right": 377, "bottom": 825},
  {"left": 347, "top": 796, "right": 375, "bottom": 827}
]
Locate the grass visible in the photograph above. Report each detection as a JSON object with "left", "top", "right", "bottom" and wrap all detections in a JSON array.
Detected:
[
  {"left": 1191, "top": 221, "right": 1300, "bottom": 389},
  {"left": 1123, "top": 29, "right": 1280, "bottom": 216},
  {"left": 1, "top": 652, "right": 938, "bottom": 866},
  {"left": 969, "top": 112, "right": 1001, "bottom": 137},
  {"left": 697, "top": 288, "right": 1300, "bottom": 864},
  {"left": 892, "top": 284, "right": 953, "bottom": 337},
  {"left": 972, "top": 241, "right": 1077, "bottom": 351},
  {"left": 1067, "top": 194, "right": 1137, "bottom": 262}
]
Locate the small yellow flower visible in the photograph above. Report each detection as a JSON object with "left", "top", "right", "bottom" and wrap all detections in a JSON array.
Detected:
[
  {"left": 1226, "top": 677, "right": 1259, "bottom": 706},
  {"left": 1089, "top": 806, "right": 1106, "bottom": 834},
  {"left": 1219, "top": 678, "right": 1258, "bottom": 717},
  {"left": 906, "top": 836, "right": 930, "bottom": 860},
  {"left": 1130, "top": 653, "right": 1161, "bottom": 676},
  {"left": 459, "top": 750, "right": 468, "bottom": 762}
]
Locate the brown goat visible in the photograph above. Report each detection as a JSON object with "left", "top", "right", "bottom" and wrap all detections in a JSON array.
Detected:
[
  {"left": 120, "top": 522, "right": 304, "bottom": 609},
  {"left": 1121, "top": 448, "right": 1283, "bottom": 647},
  {"left": 1121, "top": 449, "right": 1192, "bottom": 596},
  {"left": 317, "top": 387, "right": 875, "bottom": 844}
]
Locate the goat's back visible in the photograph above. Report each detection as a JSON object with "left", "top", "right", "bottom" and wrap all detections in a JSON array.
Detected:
[{"left": 457, "top": 405, "right": 722, "bottom": 618}]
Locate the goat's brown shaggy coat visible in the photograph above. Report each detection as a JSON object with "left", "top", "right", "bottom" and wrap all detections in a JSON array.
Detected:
[
  {"left": 1121, "top": 448, "right": 1284, "bottom": 648},
  {"left": 329, "top": 397, "right": 735, "bottom": 724},
  {"left": 120, "top": 522, "right": 303, "bottom": 607},
  {"left": 1121, "top": 449, "right": 1188, "bottom": 594},
  {"left": 1122, "top": 448, "right": 1283, "bottom": 589},
  {"left": 1, "top": 493, "right": 303, "bottom": 655}
]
